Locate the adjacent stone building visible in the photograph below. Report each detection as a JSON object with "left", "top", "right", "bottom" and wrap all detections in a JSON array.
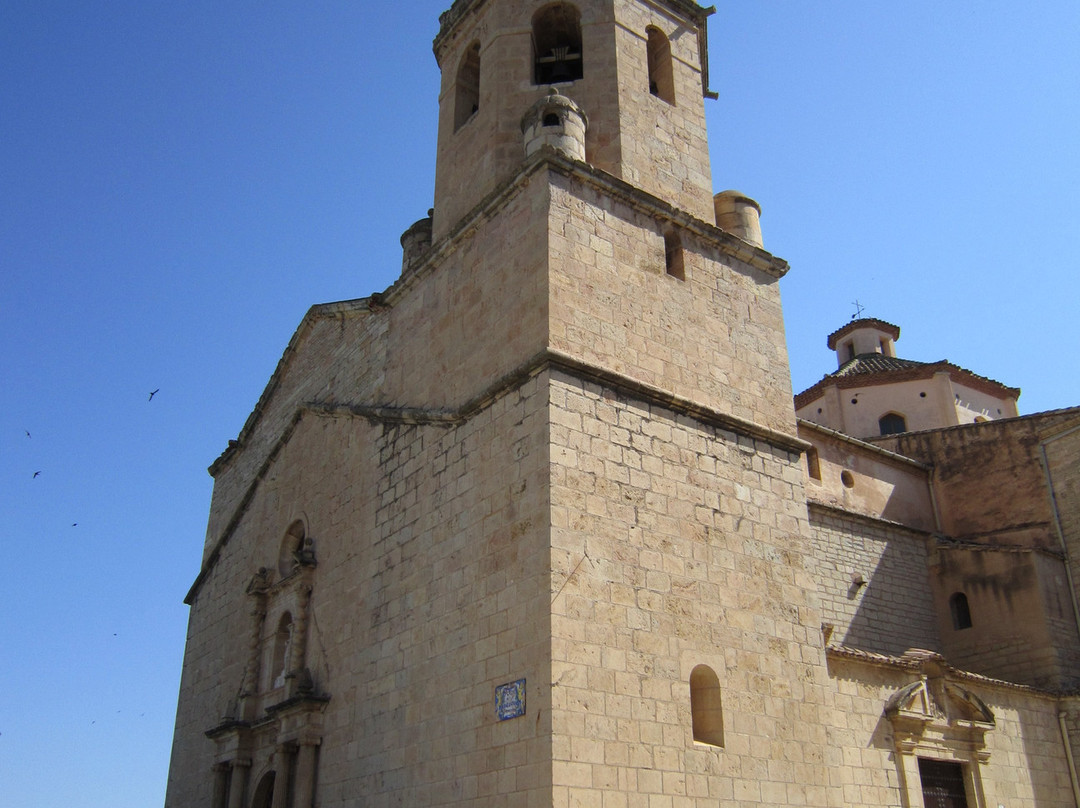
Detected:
[{"left": 165, "top": 1, "right": 1080, "bottom": 806}]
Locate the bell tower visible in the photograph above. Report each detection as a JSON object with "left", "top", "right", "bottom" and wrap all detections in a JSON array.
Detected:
[
  {"left": 166, "top": 2, "right": 835, "bottom": 806},
  {"left": 431, "top": 0, "right": 718, "bottom": 240}
]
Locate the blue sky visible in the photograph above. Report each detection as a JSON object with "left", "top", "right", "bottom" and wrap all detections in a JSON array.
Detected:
[{"left": 2, "top": 2, "right": 1078, "bottom": 806}]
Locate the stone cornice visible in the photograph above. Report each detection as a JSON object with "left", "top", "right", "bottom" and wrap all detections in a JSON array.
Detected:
[
  {"left": 391, "top": 147, "right": 788, "bottom": 310},
  {"left": 798, "top": 418, "right": 931, "bottom": 471},
  {"left": 826, "top": 645, "right": 1070, "bottom": 700},
  {"left": 211, "top": 147, "right": 789, "bottom": 477},
  {"left": 187, "top": 348, "right": 807, "bottom": 605},
  {"left": 807, "top": 501, "right": 934, "bottom": 538},
  {"left": 795, "top": 360, "right": 1020, "bottom": 411}
]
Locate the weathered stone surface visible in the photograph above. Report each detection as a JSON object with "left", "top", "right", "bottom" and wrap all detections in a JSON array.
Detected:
[{"left": 167, "top": 2, "right": 1080, "bottom": 806}]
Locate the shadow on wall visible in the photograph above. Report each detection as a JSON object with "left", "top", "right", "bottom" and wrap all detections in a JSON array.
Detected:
[{"left": 814, "top": 515, "right": 941, "bottom": 657}]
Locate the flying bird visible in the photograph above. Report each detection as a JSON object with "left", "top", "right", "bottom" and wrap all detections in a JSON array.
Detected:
[
  {"left": 148, "top": 388, "right": 160, "bottom": 401},
  {"left": 24, "top": 430, "right": 30, "bottom": 438},
  {"left": 32, "top": 471, "right": 40, "bottom": 478}
]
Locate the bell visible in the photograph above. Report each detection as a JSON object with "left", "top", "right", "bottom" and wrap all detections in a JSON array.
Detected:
[{"left": 547, "top": 59, "right": 575, "bottom": 83}]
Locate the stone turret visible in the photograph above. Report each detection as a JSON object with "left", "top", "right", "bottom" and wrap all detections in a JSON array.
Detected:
[
  {"left": 713, "top": 190, "right": 764, "bottom": 247},
  {"left": 521, "top": 88, "right": 587, "bottom": 161}
]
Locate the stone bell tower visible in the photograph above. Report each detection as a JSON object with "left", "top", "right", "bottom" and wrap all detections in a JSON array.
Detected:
[
  {"left": 431, "top": 0, "right": 718, "bottom": 240},
  {"left": 167, "top": 1, "right": 834, "bottom": 806}
]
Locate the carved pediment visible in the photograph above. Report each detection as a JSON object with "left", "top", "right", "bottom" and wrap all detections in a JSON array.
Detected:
[
  {"left": 941, "top": 682, "right": 994, "bottom": 728},
  {"left": 885, "top": 678, "right": 940, "bottom": 724},
  {"left": 885, "top": 650, "right": 995, "bottom": 757}
]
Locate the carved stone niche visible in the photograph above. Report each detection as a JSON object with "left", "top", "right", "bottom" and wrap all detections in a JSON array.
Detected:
[
  {"left": 885, "top": 650, "right": 995, "bottom": 808},
  {"left": 204, "top": 520, "right": 328, "bottom": 808},
  {"left": 232, "top": 521, "right": 321, "bottom": 724}
]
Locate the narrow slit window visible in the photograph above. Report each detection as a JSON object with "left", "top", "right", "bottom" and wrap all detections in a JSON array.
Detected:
[
  {"left": 533, "top": 3, "right": 583, "bottom": 85},
  {"left": 690, "top": 665, "right": 724, "bottom": 747},
  {"left": 806, "top": 447, "right": 821, "bottom": 481},
  {"left": 646, "top": 27, "right": 675, "bottom": 104},
  {"left": 664, "top": 231, "right": 684, "bottom": 279},
  {"left": 949, "top": 592, "right": 972, "bottom": 630},
  {"left": 454, "top": 42, "right": 481, "bottom": 131}
]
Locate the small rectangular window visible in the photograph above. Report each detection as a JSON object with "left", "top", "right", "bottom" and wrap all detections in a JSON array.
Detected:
[{"left": 664, "top": 231, "right": 684, "bottom": 279}]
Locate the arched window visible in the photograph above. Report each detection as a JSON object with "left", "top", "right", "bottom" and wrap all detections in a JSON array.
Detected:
[
  {"left": 533, "top": 3, "right": 583, "bottom": 84},
  {"left": 664, "top": 231, "right": 684, "bottom": 279},
  {"left": 271, "top": 612, "right": 294, "bottom": 688},
  {"left": 646, "top": 27, "right": 675, "bottom": 104},
  {"left": 454, "top": 42, "right": 481, "bottom": 131},
  {"left": 949, "top": 592, "right": 972, "bottom": 630},
  {"left": 278, "top": 520, "right": 307, "bottom": 577},
  {"left": 879, "top": 412, "right": 907, "bottom": 436},
  {"left": 689, "top": 665, "right": 724, "bottom": 747}
]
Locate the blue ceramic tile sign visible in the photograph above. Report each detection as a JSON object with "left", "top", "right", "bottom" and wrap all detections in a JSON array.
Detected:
[{"left": 495, "top": 679, "right": 526, "bottom": 721}]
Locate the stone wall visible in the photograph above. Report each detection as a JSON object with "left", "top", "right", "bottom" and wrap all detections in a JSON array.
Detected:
[
  {"left": 168, "top": 374, "right": 554, "bottom": 808},
  {"left": 800, "top": 421, "right": 936, "bottom": 533},
  {"left": 876, "top": 410, "right": 1080, "bottom": 549},
  {"left": 548, "top": 371, "right": 836, "bottom": 807},
  {"left": 200, "top": 307, "right": 388, "bottom": 564},
  {"left": 547, "top": 169, "right": 795, "bottom": 436},
  {"left": 201, "top": 172, "right": 552, "bottom": 565},
  {"left": 1043, "top": 417, "right": 1080, "bottom": 658},
  {"left": 929, "top": 546, "right": 1080, "bottom": 690},
  {"left": 826, "top": 654, "right": 1076, "bottom": 808},
  {"left": 809, "top": 505, "right": 940, "bottom": 657}
]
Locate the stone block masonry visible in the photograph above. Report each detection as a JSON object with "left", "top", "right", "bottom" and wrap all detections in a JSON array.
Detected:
[
  {"left": 808, "top": 505, "right": 941, "bottom": 658},
  {"left": 547, "top": 371, "right": 836, "bottom": 807}
]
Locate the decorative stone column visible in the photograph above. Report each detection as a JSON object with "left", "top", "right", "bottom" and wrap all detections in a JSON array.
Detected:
[
  {"left": 289, "top": 584, "right": 312, "bottom": 688},
  {"left": 240, "top": 578, "right": 268, "bottom": 716},
  {"left": 271, "top": 744, "right": 293, "bottom": 808},
  {"left": 212, "top": 762, "right": 231, "bottom": 808},
  {"left": 226, "top": 759, "right": 250, "bottom": 808},
  {"left": 293, "top": 741, "right": 319, "bottom": 808}
]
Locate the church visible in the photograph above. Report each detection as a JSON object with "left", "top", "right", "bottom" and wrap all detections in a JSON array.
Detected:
[{"left": 165, "top": 1, "right": 1080, "bottom": 806}]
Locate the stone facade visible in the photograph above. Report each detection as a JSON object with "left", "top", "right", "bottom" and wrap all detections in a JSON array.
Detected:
[{"left": 166, "top": 2, "right": 1080, "bottom": 807}]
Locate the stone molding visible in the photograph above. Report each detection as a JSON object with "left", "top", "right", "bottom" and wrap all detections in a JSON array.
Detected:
[{"left": 187, "top": 347, "right": 807, "bottom": 605}]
